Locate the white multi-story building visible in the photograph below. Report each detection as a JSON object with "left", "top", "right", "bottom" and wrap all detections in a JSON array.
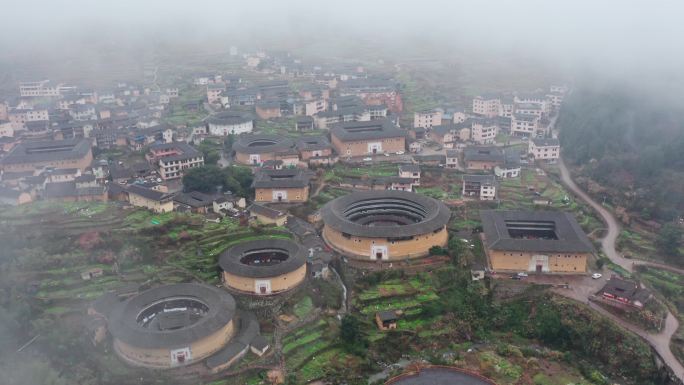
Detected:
[
  {"left": 470, "top": 118, "right": 498, "bottom": 144},
  {"left": 472, "top": 95, "right": 501, "bottom": 117},
  {"left": 0, "top": 120, "right": 14, "bottom": 137},
  {"left": 529, "top": 137, "right": 560, "bottom": 162},
  {"left": 413, "top": 109, "right": 443, "bottom": 129},
  {"left": 146, "top": 142, "right": 205, "bottom": 180},
  {"left": 511, "top": 113, "right": 540, "bottom": 137}
]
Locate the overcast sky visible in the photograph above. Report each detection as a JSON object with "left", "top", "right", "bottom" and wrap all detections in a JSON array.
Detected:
[{"left": 1, "top": 0, "right": 683, "bottom": 85}]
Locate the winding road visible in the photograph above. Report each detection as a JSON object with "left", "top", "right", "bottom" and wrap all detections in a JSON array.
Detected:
[{"left": 557, "top": 157, "right": 684, "bottom": 382}]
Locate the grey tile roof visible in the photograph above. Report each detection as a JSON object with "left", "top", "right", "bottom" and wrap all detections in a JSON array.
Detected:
[
  {"left": 251, "top": 169, "right": 311, "bottom": 189},
  {"left": 248, "top": 203, "right": 285, "bottom": 219},
  {"left": 480, "top": 210, "right": 594, "bottom": 253},
  {"left": 331, "top": 119, "right": 405, "bottom": 142},
  {"left": 219, "top": 239, "right": 306, "bottom": 278},
  {"left": 464, "top": 146, "right": 504, "bottom": 163},
  {"left": 532, "top": 137, "right": 560, "bottom": 147},
  {"left": 108, "top": 283, "right": 236, "bottom": 350},
  {"left": 296, "top": 135, "right": 331, "bottom": 151},
  {"left": 126, "top": 184, "right": 173, "bottom": 202},
  {"left": 0, "top": 138, "right": 92, "bottom": 165}
]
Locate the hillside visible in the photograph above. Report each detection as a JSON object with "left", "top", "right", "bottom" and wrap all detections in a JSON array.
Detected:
[{"left": 558, "top": 83, "right": 684, "bottom": 223}]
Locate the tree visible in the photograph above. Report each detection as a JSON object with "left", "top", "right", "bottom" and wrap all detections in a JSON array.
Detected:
[
  {"left": 182, "top": 165, "right": 253, "bottom": 195},
  {"left": 340, "top": 315, "right": 367, "bottom": 355},
  {"left": 657, "top": 223, "right": 682, "bottom": 257}
]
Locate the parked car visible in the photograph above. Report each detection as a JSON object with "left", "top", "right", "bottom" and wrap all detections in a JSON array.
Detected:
[
  {"left": 592, "top": 273, "right": 603, "bottom": 279},
  {"left": 384, "top": 152, "right": 390, "bottom": 157},
  {"left": 395, "top": 151, "right": 405, "bottom": 155},
  {"left": 363, "top": 157, "right": 373, "bottom": 162},
  {"left": 511, "top": 275, "right": 522, "bottom": 280},
  {"left": 517, "top": 272, "right": 528, "bottom": 277}
]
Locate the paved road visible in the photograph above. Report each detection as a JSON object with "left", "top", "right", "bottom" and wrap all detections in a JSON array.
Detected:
[{"left": 557, "top": 157, "right": 684, "bottom": 382}]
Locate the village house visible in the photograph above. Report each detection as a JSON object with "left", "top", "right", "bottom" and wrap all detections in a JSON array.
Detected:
[
  {"left": 462, "top": 175, "right": 497, "bottom": 201},
  {"left": 529, "top": 137, "right": 560, "bottom": 162},
  {"left": 493, "top": 148, "right": 521, "bottom": 179},
  {"left": 295, "top": 116, "right": 314, "bottom": 131},
  {"left": 207, "top": 84, "right": 226, "bottom": 104},
  {"left": 463, "top": 146, "right": 504, "bottom": 171},
  {"left": 173, "top": 191, "right": 219, "bottom": 214},
  {"left": 511, "top": 113, "right": 540, "bottom": 137},
  {"left": 338, "top": 78, "right": 403, "bottom": 113},
  {"left": 255, "top": 100, "right": 282, "bottom": 119},
  {"left": 413, "top": 109, "right": 443, "bottom": 129},
  {"left": 398, "top": 164, "right": 421, "bottom": 187},
  {"left": 213, "top": 194, "right": 246, "bottom": 215},
  {"left": 252, "top": 168, "right": 311, "bottom": 203},
  {"left": 146, "top": 142, "right": 204, "bottom": 180},
  {"left": 446, "top": 149, "right": 459, "bottom": 169},
  {"left": 248, "top": 203, "right": 287, "bottom": 226},
  {"left": 43, "top": 181, "right": 107, "bottom": 202},
  {"left": 0, "top": 120, "right": 14, "bottom": 138},
  {"left": 125, "top": 184, "right": 174, "bottom": 213},
  {"left": 472, "top": 94, "right": 501, "bottom": 117},
  {"left": 0, "top": 186, "right": 33, "bottom": 205},
  {"left": 430, "top": 124, "right": 457, "bottom": 148},
  {"left": 481, "top": 210, "right": 594, "bottom": 273},
  {"left": 600, "top": 277, "right": 653, "bottom": 309},
  {"left": 296, "top": 136, "right": 336, "bottom": 165},
  {"left": 375, "top": 310, "right": 398, "bottom": 330},
  {"left": 470, "top": 117, "right": 499, "bottom": 144},
  {"left": 330, "top": 119, "right": 406, "bottom": 157}
]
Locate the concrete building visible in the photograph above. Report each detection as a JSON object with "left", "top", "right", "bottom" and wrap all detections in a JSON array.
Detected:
[
  {"left": 252, "top": 169, "right": 311, "bottom": 203},
  {"left": 219, "top": 239, "right": 307, "bottom": 295},
  {"left": 481, "top": 210, "right": 593, "bottom": 273},
  {"left": 510, "top": 113, "right": 540, "bottom": 137},
  {"left": 470, "top": 117, "right": 498, "bottom": 144},
  {"left": 398, "top": 164, "right": 421, "bottom": 187},
  {"left": 330, "top": 119, "right": 406, "bottom": 157},
  {"left": 462, "top": 175, "right": 497, "bottom": 200},
  {"left": 248, "top": 204, "right": 287, "bottom": 226},
  {"left": 529, "top": 137, "right": 560, "bottom": 162},
  {"left": 413, "top": 109, "right": 443, "bottom": 129},
  {"left": 472, "top": 95, "right": 501, "bottom": 117},
  {"left": 0, "top": 120, "right": 13, "bottom": 138},
  {"left": 146, "top": 142, "right": 204, "bottom": 180},
  {"left": 321, "top": 190, "right": 450, "bottom": 261}
]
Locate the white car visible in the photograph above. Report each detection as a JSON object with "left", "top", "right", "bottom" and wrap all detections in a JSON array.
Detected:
[
  {"left": 592, "top": 273, "right": 603, "bottom": 279},
  {"left": 517, "top": 272, "right": 528, "bottom": 277},
  {"left": 363, "top": 157, "right": 373, "bottom": 162},
  {"left": 384, "top": 152, "right": 390, "bottom": 157},
  {"left": 395, "top": 151, "right": 405, "bottom": 155}
]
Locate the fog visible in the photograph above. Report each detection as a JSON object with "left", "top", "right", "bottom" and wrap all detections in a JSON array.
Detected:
[{"left": 1, "top": 0, "right": 683, "bottom": 90}]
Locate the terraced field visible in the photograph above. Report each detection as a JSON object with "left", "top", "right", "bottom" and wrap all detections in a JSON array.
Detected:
[{"left": 282, "top": 318, "right": 341, "bottom": 383}]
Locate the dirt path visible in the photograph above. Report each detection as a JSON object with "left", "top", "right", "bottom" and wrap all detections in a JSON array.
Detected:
[{"left": 557, "top": 157, "right": 684, "bottom": 382}]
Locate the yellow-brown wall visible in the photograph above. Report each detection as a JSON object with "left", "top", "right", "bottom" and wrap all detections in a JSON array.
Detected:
[
  {"left": 488, "top": 249, "right": 588, "bottom": 273},
  {"left": 2, "top": 149, "right": 93, "bottom": 172},
  {"left": 235, "top": 151, "right": 274, "bottom": 165},
  {"left": 222, "top": 264, "right": 307, "bottom": 294},
  {"left": 128, "top": 194, "right": 174, "bottom": 213},
  {"left": 113, "top": 319, "right": 235, "bottom": 368},
  {"left": 331, "top": 135, "right": 405, "bottom": 157},
  {"left": 322, "top": 225, "right": 448, "bottom": 260},
  {"left": 255, "top": 187, "right": 309, "bottom": 203},
  {"left": 466, "top": 160, "right": 499, "bottom": 171}
]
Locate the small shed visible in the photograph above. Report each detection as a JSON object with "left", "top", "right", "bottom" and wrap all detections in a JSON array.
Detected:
[{"left": 375, "top": 310, "right": 398, "bottom": 330}]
